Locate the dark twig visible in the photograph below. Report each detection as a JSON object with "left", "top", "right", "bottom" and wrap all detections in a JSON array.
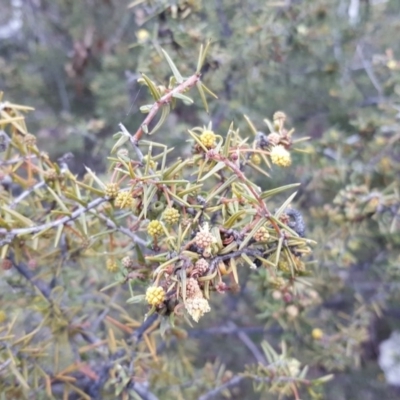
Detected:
[
  {"left": 10, "top": 256, "right": 52, "bottom": 299},
  {"left": 130, "top": 382, "right": 159, "bottom": 400},
  {"left": 198, "top": 376, "right": 244, "bottom": 400},
  {"left": 227, "top": 321, "right": 267, "bottom": 365},
  {"left": 130, "top": 313, "right": 159, "bottom": 344},
  {"left": 210, "top": 248, "right": 263, "bottom": 272},
  {"left": 93, "top": 210, "right": 149, "bottom": 247}
]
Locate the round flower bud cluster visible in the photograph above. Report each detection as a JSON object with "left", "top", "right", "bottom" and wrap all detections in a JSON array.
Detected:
[
  {"left": 136, "top": 29, "right": 150, "bottom": 43},
  {"left": 194, "top": 223, "right": 215, "bottom": 250},
  {"left": 269, "top": 276, "right": 286, "bottom": 289},
  {"left": 273, "top": 111, "right": 287, "bottom": 131},
  {"left": 185, "top": 296, "right": 211, "bottom": 322},
  {"left": 294, "top": 257, "right": 306, "bottom": 272},
  {"left": 147, "top": 220, "right": 164, "bottom": 237},
  {"left": 163, "top": 207, "right": 180, "bottom": 225},
  {"left": 286, "top": 304, "right": 299, "bottom": 319},
  {"left": 251, "top": 153, "right": 261, "bottom": 165},
  {"left": 44, "top": 169, "right": 58, "bottom": 182},
  {"left": 312, "top": 328, "right": 324, "bottom": 340},
  {"left": 199, "top": 130, "right": 216, "bottom": 149},
  {"left": 105, "top": 183, "right": 120, "bottom": 198},
  {"left": 254, "top": 226, "right": 269, "bottom": 242},
  {"left": 121, "top": 256, "right": 134, "bottom": 269},
  {"left": 272, "top": 290, "right": 282, "bottom": 300},
  {"left": 23, "top": 133, "right": 37, "bottom": 147},
  {"left": 106, "top": 259, "right": 119, "bottom": 273},
  {"left": 278, "top": 260, "right": 290, "bottom": 273},
  {"left": 286, "top": 358, "right": 301, "bottom": 377},
  {"left": 273, "top": 110, "right": 287, "bottom": 124},
  {"left": 114, "top": 191, "right": 134, "bottom": 209},
  {"left": 270, "top": 145, "right": 291, "bottom": 167},
  {"left": 145, "top": 286, "right": 165, "bottom": 306},
  {"left": 267, "top": 132, "right": 281, "bottom": 145},
  {"left": 195, "top": 258, "right": 209, "bottom": 275},
  {"left": 142, "top": 155, "right": 156, "bottom": 170},
  {"left": 186, "top": 277, "right": 201, "bottom": 297}
]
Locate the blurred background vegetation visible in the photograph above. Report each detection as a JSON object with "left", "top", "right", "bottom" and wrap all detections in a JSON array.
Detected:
[{"left": 1, "top": 0, "right": 400, "bottom": 398}]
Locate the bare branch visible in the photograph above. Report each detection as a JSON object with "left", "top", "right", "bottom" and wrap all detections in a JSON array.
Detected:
[
  {"left": 128, "top": 73, "right": 201, "bottom": 142},
  {"left": 198, "top": 376, "right": 244, "bottom": 400},
  {"left": 9, "top": 180, "right": 47, "bottom": 209},
  {"left": 10, "top": 255, "right": 52, "bottom": 300},
  {"left": 0, "top": 196, "right": 108, "bottom": 237},
  {"left": 227, "top": 321, "right": 267, "bottom": 365},
  {"left": 356, "top": 44, "right": 383, "bottom": 97},
  {"left": 93, "top": 210, "right": 149, "bottom": 248},
  {"left": 0, "top": 154, "right": 38, "bottom": 166}
]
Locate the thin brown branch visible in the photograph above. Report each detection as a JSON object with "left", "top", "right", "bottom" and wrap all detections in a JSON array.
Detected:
[
  {"left": 208, "top": 150, "right": 282, "bottom": 234},
  {"left": 131, "top": 73, "right": 201, "bottom": 142}
]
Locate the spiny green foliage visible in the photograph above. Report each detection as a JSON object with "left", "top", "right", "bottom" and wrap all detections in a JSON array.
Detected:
[
  {"left": 1, "top": 0, "right": 400, "bottom": 399},
  {"left": 0, "top": 46, "right": 332, "bottom": 399}
]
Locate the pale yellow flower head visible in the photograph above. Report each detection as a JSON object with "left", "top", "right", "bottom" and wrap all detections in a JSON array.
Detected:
[
  {"left": 270, "top": 145, "right": 291, "bottom": 167},
  {"left": 186, "top": 296, "right": 211, "bottom": 322}
]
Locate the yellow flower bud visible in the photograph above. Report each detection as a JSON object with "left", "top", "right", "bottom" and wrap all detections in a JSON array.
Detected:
[
  {"left": 273, "top": 111, "right": 287, "bottom": 123},
  {"left": 200, "top": 130, "right": 216, "bottom": 149},
  {"left": 251, "top": 153, "right": 262, "bottom": 165},
  {"left": 142, "top": 155, "right": 156, "bottom": 170},
  {"left": 136, "top": 29, "right": 150, "bottom": 43},
  {"left": 163, "top": 207, "right": 180, "bottom": 225},
  {"left": 270, "top": 145, "right": 291, "bottom": 167},
  {"left": 312, "top": 328, "right": 324, "bottom": 340},
  {"left": 114, "top": 191, "right": 134, "bottom": 209},
  {"left": 147, "top": 220, "right": 164, "bottom": 237},
  {"left": 106, "top": 259, "right": 119, "bottom": 273},
  {"left": 145, "top": 286, "right": 165, "bottom": 306},
  {"left": 105, "top": 183, "right": 120, "bottom": 198}
]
